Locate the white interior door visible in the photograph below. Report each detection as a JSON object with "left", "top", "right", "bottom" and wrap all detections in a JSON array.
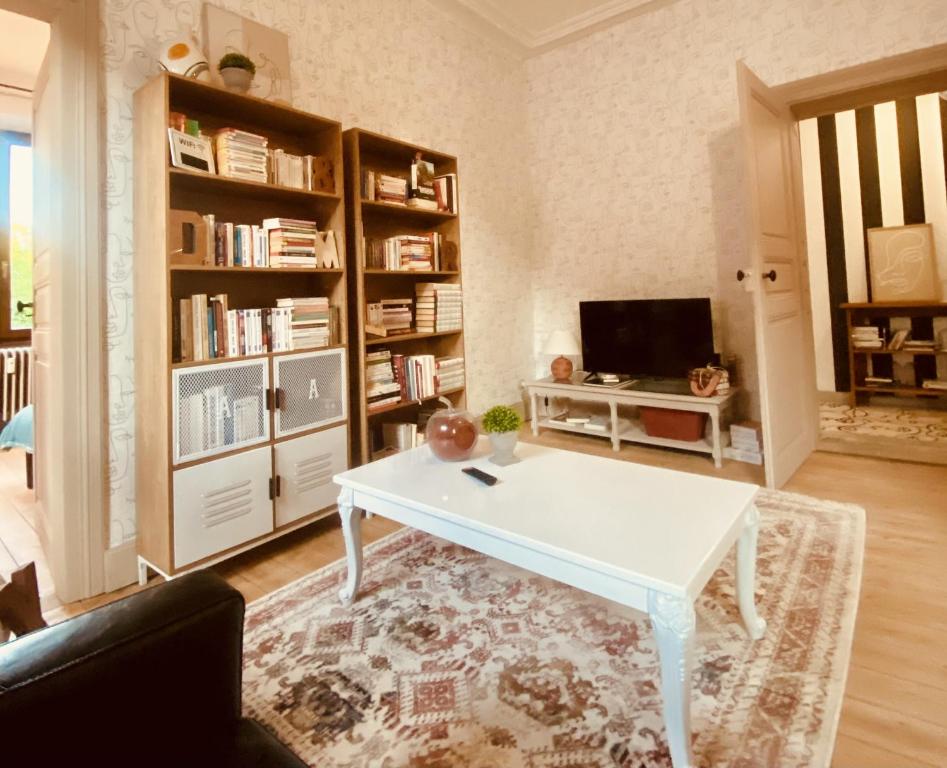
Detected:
[
  {"left": 737, "top": 62, "right": 818, "bottom": 488},
  {"left": 30, "top": 43, "right": 59, "bottom": 574}
]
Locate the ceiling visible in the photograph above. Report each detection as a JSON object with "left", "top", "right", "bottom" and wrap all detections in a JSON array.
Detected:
[
  {"left": 446, "top": 0, "right": 668, "bottom": 53},
  {"left": 0, "top": 9, "right": 49, "bottom": 133}
]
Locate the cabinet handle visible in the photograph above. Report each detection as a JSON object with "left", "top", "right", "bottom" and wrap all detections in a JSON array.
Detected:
[
  {"left": 264, "top": 389, "right": 273, "bottom": 410},
  {"left": 276, "top": 387, "right": 286, "bottom": 410},
  {"left": 268, "top": 477, "right": 275, "bottom": 500},
  {"left": 275, "top": 475, "right": 281, "bottom": 497}
]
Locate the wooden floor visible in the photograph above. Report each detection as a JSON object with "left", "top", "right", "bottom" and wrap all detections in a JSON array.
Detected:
[
  {"left": 0, "top": 449, "right": 57, "bottom": 609},
  {"left": 11, "top": 432, "right": 947, "bottom": 767}
]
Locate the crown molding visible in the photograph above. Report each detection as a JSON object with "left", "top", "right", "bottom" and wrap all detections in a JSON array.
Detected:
[
  {"left": 442, "top": 0, "right": 677, "bottom": 56},
  {"left": 425, "top": 0, "right": 529, "bottom": 59}
]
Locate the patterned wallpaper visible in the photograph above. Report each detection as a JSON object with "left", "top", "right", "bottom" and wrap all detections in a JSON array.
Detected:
[
  {"left": 103, "top": 0, "right": 947, "bottom": 547},
  {"left": 524, "top": 0, "right": 947, "bottom": 417},
  {"left": 101, "top": 0, "right": 534, "bottom": 545}
]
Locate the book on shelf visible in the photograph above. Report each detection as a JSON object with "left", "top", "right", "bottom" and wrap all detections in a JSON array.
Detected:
[
  {"left": 366, "top": 349, "right": 401, "bottom": 411},
  {"left": 433, "top": 173, "right": 458, "bottom": 214},
  {"left": 902, "top": 339, "right": 936, "bottom": 351},
  {"left": 388, "top": 354, "right": 465, "bottom": 402},
  {"left": 887, "top": 329, "right": 910, "bottom": 351},
  {"left": 361, "top": 171, "right": 407, "bottom": 205},
  {"left": 215, "top": 128, "right": 268, "bottom": 183},
  {"left": 268, "top": 149, "right": 333, "bottom": 192},
  {"left": 174, "top": 293, "right": 336, "bottom": 362},
  {"left": 921, "top": 379, "right": 947, "bottom": 390},
  {"left": 365, "top": 299, "right": 414, "bottom": 337},
  {"left": 180, "top": 383, "right": 264, "bottom": 457},
  {"left": 407, "top": 154, "right": 437, "bottom": 211},
  {"left": 863, "top": 376, "right": 894, "bottom": 386},
  {"left": 415, "top": 282, "right": 462, "bottom": 333},
  {"left": 196, "top": 215, "right": 342, "bottom": 269},
  {"left": 381, "top": 421, "right": 425, "bottom": 452},
  {"left": 363, "top": 232, "right": 442, "bottom": 271},
  {"left": 275, "top": 297, "right": 337, "bottom": 351}
]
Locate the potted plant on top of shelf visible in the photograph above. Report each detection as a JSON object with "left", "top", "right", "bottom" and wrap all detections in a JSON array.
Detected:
[
  {"left": 481, "top": 405, "right": 523, "bottom": 466},
  {"left": 218, "top": 52, "right": 256, "bottom": 94}
]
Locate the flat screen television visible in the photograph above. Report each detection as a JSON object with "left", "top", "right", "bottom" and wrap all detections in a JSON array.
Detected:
[{"left": 579, "top": 298, "right": 715, "bottom": 379}]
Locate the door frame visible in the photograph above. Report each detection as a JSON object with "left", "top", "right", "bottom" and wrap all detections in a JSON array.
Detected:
[
  {"left": 2, "top": 0, "right": 107, "bottom": 601},
  {"left": 741, "top": 43, "right": 947, "bottom": 481}
]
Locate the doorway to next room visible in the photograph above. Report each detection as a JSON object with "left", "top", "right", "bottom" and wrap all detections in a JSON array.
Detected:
[{"left": 798, "top": 88, "right": 947, "bottom": 464}]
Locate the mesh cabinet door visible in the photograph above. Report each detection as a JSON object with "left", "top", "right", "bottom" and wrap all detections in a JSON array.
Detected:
[
  {"left": 172, "top": 358, "right": 270, "bottom": 464},
  {"left": 273, "top": 349, "right": 347, "bottom": 438}
]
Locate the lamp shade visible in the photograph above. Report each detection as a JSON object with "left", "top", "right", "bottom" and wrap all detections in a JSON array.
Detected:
[{"left": 542, "top": 329, "right": 580, "bottom": 356}]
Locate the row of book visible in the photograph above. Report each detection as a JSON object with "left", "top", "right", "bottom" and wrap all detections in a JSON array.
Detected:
[
  {"left": 416, "top": 283, "right": 462, "bottom": 333},
  {"left": 175, "top": 294, "right": 338, "bottom": 362},
  {"left": 852, "top": 325, "right": 940, "bottom": 352},
  {"left": 365, "top": 350, "right": 465, "bottom": 411},
  {"left": 723, "top": 420, "right": 763, "bottom": 465},
  {"left": 366, "top": 299, "right": 412, "bottom": 337},
  {"left": 179, "top": 385, "right": 263, "bottom": 458},
  {"left": 187, "top": 215, "right": 342, "bottom": 269},
  {"left": 168, "top": 114, "right": 333, "bottom": 192},
  {"left": 363, "top": 232, "right": 444, "bottom": 271},
  {"left": 215, "top": 128, "right": 268, "bottom": 183},
  {"left": 360, "top": 161, "right": 458, "bottom": 213}
]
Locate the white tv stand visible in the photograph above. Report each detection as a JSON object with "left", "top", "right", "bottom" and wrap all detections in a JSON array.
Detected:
[{"left": 526, "top": 373, "right": 736, "bottom": 468}]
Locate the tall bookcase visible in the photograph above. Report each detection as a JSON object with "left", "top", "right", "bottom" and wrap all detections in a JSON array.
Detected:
[
  {"left": 133, "top": 73, "right": 350, "bottom": 579},
  {"left": 343, "top": 129, "right": 466, "bottom": 464}
]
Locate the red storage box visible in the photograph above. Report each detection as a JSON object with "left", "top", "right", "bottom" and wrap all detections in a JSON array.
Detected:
[{"left": 640, "top": 407, "right": 707, "bottom": 442}]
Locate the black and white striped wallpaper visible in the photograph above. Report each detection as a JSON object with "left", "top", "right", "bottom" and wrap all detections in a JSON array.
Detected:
[{"left": 800, "top": 93, "right": 947, "bottom": 392}]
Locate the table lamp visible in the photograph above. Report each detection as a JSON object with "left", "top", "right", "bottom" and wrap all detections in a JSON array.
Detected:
[{"left": 543, "top": 330, "right": 580, "bottom": 382}]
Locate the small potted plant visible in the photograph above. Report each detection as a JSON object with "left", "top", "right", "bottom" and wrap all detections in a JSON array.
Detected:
[
  {"left": 481, "top": 405, "right": 523, "bottom": 466},
  {"left": 218, "top": 52, "right": 256, "bottom": 93}
]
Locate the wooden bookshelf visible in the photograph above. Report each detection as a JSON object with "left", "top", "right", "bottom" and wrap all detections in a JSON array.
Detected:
[
  {"left": 343, "top": 128, "right": 466, "bottom": 464},
  {"left": 133, "top": 73, "right": 351, "bottom": 579},
  {"left": 842, "top": 302, "right": 947, "bottom": 406}
]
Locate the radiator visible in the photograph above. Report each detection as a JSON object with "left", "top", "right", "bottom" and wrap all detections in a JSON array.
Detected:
[{"left": 0, "top": 347, "right": 31, "bottom": 422}]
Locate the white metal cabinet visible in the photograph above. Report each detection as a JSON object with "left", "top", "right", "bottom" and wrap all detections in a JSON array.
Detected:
[
  {"left": 172, "top": 358, "right": 270, "bottom": 464},
  {"left": 274, "top": 425, "right": 347, "bottom": 527},
  {"left": 273, "top": 349, "right": 347, "bottom": 438},
  {"left": 172, "top": 446, "right": 274, "bottom": 567}
]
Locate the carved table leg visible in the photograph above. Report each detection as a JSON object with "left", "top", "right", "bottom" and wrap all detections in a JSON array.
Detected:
[
  {"left": 337, "top": 487, "right": 363, "bottom": 606},
  {"left": 648, "top": 591, "right": 696, "bottom": 768},
  {"left": 737, "top": 503, "right": 767, "bottom": 639}
]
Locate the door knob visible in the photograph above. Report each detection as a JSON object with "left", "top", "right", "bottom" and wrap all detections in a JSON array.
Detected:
[
  {"left": 763, "top": 270, "right": 777, "bottom": 281},
  {"left": 736, "top": 270, "right": 747, "bottom": 282}
]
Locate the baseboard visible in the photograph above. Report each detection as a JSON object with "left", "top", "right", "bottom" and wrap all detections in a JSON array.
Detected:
[{"left": 104, "top": 541, "right": 137, "bottom": 592}]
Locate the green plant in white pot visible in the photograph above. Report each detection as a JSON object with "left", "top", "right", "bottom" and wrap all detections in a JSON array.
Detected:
[
  {"left": 218, "top": 52, "right": 256, "bottom": 94},
  {"left": 481, "top": 405, "right": 523, "bottom": 466}
]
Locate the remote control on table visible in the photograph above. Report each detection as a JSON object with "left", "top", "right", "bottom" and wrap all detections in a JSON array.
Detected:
[{"left": 462, "top": 467, "right": 498, "bottom": 486}]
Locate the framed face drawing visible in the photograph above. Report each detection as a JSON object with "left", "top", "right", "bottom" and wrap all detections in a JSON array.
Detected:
[
  {"left": 867, "top": 223, "right": 940, "bottom": 302},
  {"left": 202, "top": 4, "right": 292, "bottom": 104}
]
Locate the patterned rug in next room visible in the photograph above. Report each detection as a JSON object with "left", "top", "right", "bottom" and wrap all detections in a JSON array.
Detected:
[{"left": 243, "top": 489, "right": 865, "bottom": 768}]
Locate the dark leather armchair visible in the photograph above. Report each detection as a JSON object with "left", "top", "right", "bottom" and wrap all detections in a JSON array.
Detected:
[{"left": 0, "top": 571, "right": 305, "bottom": 767}]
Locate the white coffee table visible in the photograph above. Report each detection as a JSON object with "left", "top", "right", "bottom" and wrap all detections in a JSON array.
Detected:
[{"left": 333, "top": 439, "right": 765, "bottom": 768}]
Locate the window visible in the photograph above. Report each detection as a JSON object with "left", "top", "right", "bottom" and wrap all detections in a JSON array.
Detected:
[{"left": 0, "top": 131, "right": 31, "bottom": 341}]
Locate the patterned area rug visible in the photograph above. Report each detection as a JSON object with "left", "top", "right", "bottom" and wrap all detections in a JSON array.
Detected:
[
  {"left": 820, "top": 402, "right": 947, "bottom": 443},
  {"left": 244, "top": 490, "right": 864, "bottom": 767}
]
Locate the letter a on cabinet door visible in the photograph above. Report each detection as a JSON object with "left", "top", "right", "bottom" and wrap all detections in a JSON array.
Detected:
[{"left": 737, "top": 61, "right": 818, "bottom": 488}]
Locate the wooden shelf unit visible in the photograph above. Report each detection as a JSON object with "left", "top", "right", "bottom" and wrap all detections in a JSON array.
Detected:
[
  {"left": 133, "top": 73, "right": 351, "bottom": 578},
  {"left": 842, "top": 302, "right": 947, "bottom": 406},
  {"left": 343, "top": 128, "right": 466, "bottom": 465}
]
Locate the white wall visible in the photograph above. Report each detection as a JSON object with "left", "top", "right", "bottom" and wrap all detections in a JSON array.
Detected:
[
  {"left": 100, "top": 0, "right": 534, "bottom": 546},
  {"left": 524, "top": 0, "right": 947, "bottom": 416}
]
